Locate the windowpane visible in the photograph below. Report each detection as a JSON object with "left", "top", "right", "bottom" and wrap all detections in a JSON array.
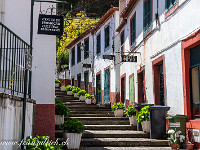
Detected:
[
  {"left": 77, "top": 43, "right": 81, "bottom": 63},
  {"left": 105, "top": 25, "right": 110, "bottom": 49},
  {"left": 166, "top": 0, "right": 177, "bottom": 13},
  {"left": 84, "top": 38, "right": 89, "bottom": 59},
  {"left": 120, "top": 32, "right": 124, "bottom": 55},
  {"left": 144, "top": 0, "right": 151, "bottom": 35},
  {"left": 130, "top": 16, "right": 135, "bottom": 47},
  {"left": 97, "top": 33, "right": 101, "bottom": 55}
]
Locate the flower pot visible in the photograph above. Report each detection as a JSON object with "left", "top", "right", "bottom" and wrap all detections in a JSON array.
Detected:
[
  {"left": 55, "top": 83, "right": 60, "bottom": 88},
  {"left": 60, "top": 86, "right": 66, "bottom": 91},
  {"left": 141, "top": 121, "right": 150, "bottom": 133},
  {"left": 85, "top": 99, "right": 91, "bottom": 104},
  {"left": 186, "top": 144, "right": 194, "bottom": 150},
  {"left": 114, "top": 109, "right": 124, "bottom": 117},
  {"left": 129, "top": 116, "right": 137, "bottom": 126},
  {"left": 67, "top": 91, "right": 73, "bottom": 95},
  {"left": 79, "top": 95, "right": 85, "bottom": 101},
  {"left": 74, "top": 93, "right": 79, "bottom": 98},
  {"left": 63, "top": 133, "right": 82, "bottom": 149},
  {"left": 55, "top": 115, "right": 64, "bottom": 125},
  {"left": 171, "top": 143, "right": 178, "bottom": 149}
]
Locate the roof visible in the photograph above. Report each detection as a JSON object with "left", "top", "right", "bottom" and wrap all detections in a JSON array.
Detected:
[
  {"left": 65, "top": 7, "right": 119, "bottom": 50},
  {"left": 116, "top": 0, "right": 138, "bottom": 32}
]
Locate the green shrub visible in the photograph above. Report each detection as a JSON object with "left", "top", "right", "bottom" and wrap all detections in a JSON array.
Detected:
[
  {"left": 55, "top": 97, "right": 71, "bottom": 117},
  {"left": 111, "top": 102, "right": 125, "bottom": 111},
  {"left": 55, "top": 79, "right": 60, "bottom": 83},
  {"left": 77, "top": 90, "right": 87, "bottom": 97},
  {"left": 22, "top": 136, "right": 63, "bottom": 150},
  {"left": 60, "top": 118, "right": 85, "bottom": 133},
  {"left": 72, "top": 87, "right": 80, "bottom": 94},
  {"left": 66, "top": 85, "right": 74, "bottom": 92},
  {"left": 137, "top": 105, "right": 150, "bottom": 123},
  {"left": 85, "top": 93, "right": 94, "bottom": 99},
  {"left": 125, "top": 105, "right": 137, "bottom": 117}
]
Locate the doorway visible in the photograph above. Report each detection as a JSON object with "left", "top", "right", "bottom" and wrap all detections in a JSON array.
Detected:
[
  {"left": 96, "top": 73, "right": 101, "bottom": 104},
  {"left": 104, "top": 68, "right": 110, "bottom": 103}
]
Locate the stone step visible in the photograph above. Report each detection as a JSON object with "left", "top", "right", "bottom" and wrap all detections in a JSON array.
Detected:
[
  {"left": 84, "top": 125, "right": 136, "bottom": 130},
  {"left": 80, "top": 138, "right": 169, "bottom": 147},
  {"left": 80, "top": 147, "right": 171, "bottom": 150},
  {"left": 55, "top": 130, "right": 148, "bottom": 138},
  {"left": 64, "top": 102, "right": 86, "bottom": 105},
  {"left": 70, "top": 114, "right": 115, "bottom": 117},
  {"left": 67, "top": 105, "right": 108, "bottom": 108},
  {"left": 70, "top": 111, "right": 114, "bottom": 114},
  {"left": 69, "top": 117, "right": 129, "bottom": 121},
  {"left": 68, "top": 108, "right": 112, "bottom": 111},
  {"left": 80, "top": 120, "right": 130, "bottom": 125}
]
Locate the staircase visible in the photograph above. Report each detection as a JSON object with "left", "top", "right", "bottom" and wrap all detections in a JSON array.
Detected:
[{"left": 55, "top": 88, "right": 170, "bottom": 149}]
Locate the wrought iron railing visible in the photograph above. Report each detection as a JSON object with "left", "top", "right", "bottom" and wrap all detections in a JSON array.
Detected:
[{"left": 0, "top": 22, "right": 32, "bottom": 97}]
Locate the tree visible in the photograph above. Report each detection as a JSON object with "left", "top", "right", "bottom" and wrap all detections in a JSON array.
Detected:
[{"left": 56, "top": 11, "right": 99, "bottom": 72}]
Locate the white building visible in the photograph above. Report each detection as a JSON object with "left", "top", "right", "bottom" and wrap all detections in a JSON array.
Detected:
[
  {"left": 117, "top": 0, "right": 200, "bottom": 134},
  {"left": 0, "top": 0, "right": 57, "bottom": 149},
  {"left": 67, "top": 7, "right": 120, "bottom": 105}
]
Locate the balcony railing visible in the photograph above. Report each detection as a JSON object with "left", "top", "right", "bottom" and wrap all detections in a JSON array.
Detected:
[{"left": 0, "top": 22, "right": 32, "bottom": 97}]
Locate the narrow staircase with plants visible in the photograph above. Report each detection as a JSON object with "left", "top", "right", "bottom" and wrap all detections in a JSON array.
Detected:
[{"left": 55, "top": 87, "right": 170, "bottom": 150}]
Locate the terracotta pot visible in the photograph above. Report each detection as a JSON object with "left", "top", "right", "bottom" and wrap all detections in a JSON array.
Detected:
[
  {"left": 63, "top": 133, "right": 82, "bottom": 149},
  {"left": 186, "top": 144, "right": 194, "bottom": 150},
  {"left": 171, "top": 143, "right": 178, "bottom": 149},
  {"left": 114, "top": 109, "right": 124, "bottom": 117},
  {"left": 141, "top": 121, "right": 150, "bottom": 133},
  {"left": 129, "top": 116, "right": 137, "bottom": 126},
  {"left": 85, "top": 99, "right": 91, "bottom": 104}
]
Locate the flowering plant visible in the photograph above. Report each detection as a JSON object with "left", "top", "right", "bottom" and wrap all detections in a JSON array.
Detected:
[{"left": 168, "top": 129, "right": 185, "bottom": 148}]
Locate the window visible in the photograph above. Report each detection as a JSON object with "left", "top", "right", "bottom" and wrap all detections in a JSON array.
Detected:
[
  {"left": 144, "top": 0, "right": 151, "bottom": 35},
  {"left": 105, "top": 25, "right": 110, "bottom": 49},
  {"left": 84, "top": 38, "right": 89, "bottom": 59},
  {"left": 166, "top": 0, "right": 177, "bottom": 13},
  {"left": 77, "top": 43, "right": 81, "bottom": 63},
  {"left": 190, "top": 44, "right": 200, "bottom": 119},
  {"left": 96, "top": 33, "right": 101, "bottom": 55},
  {"left": 71, "top": 47, "right": 75, "bottom": 66},
  {"left": 130, "top": 14, "right": 136, "bottom": 48},
  {"left": 120, "top": 31, "right": 124, "bottom": 56}
]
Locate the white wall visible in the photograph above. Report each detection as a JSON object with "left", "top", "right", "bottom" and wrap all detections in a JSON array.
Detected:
[{"left": 120, "top": 0, "right": 200, "bottom": 114}]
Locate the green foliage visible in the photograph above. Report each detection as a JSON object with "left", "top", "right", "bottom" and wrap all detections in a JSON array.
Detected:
[
  {"left": 55, "top": 97, "right": 71, "bottom": 117},
  {"left": 55, "top": 79, "right": 60, "bottom": 83},
  {"left": 111, "top": 102, "right": 125, "bottom": 111},
  {"left": 22, "top": 136, "right": 63, "bottom": 150},
  {"left": 137, "top": 105, "right": 150, "bottom": 123},
  {"left": 85, "top": 93, "right": 94, "bottom": 99},
  {"left": 77, "top": 90, "right": 87, "bottom": 97},
  {"left": 66, "top": 85, "right": 74, "bottom": 92},
  {"left": 72, "top": 87, "right": 80, "bottom": 94},
  {"left": 125, "top": 105, "right": 137, "bottom": 117},
  {"left": 60, "top": 118, "right": 85, "bottom": 133}
]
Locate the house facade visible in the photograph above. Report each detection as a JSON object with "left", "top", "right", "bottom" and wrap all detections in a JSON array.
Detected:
[{"left": 116, "top": 0, "right": 200, "bottom": 132}]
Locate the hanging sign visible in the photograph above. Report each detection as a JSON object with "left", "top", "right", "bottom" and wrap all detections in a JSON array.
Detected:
[
  {"left": 38, "top": 14, "right": 64, "bottom": 35},
  {"left": 122, "top": 55, "right": 137, "bottom": 62}
]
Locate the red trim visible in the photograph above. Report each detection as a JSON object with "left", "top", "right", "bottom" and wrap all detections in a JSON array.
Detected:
[
  {"left": 152, "top": 55, "right": 167, "bottom": 106},
  {"left": 129, "top": 73, "right": 135, "bottom": 104},
  {"left": 143, "top": 0, "right": 153, "bottom": 39},
  {"left": 130, "top": 12, "right": 137, "bottom": 51},
  {"left": 96, "top": 70, "right": 101, "bottom": 75},
  {"left": 104, "top": 65, "right": 111, "bottom": 103},
  {"left": 121, "top": 73, "right": 126, "bottom": 103},
  {"left": 137, "top": 66, "right": 146, "bottom": 103},
  {"left": 165, "top": 0, "right": 179, "bottom": 18},
  {"left": 182, "top": 29, "right": 200, "bottom": 122}
]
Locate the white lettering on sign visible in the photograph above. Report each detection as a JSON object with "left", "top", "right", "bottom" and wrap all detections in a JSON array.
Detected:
[{"left": 169, "top": 122, "right": 180, "bottom": 128}]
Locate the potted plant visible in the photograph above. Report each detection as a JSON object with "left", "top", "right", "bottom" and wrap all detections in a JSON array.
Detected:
[
  {"left": 55, "top": 79, "right": 60, "bottom": 88},
  {"left": 66, "top": 85, "right": 74, "bottom": 95},
  {"left": 125, "top": 105, "right": 137, "bottom": 126},
  {"left": 77, "top": 90, "right": 87, "bottom": 101},
  {"left": 111, "top": 102, "right": 125, "bottom": 117},
  {"left": 60, "top": 118, "right": 84, "bottom": 149},
  {"left": 55, "top": 96, "right": 71, "bottom": 125},
  {"left": 85, "top": 94, "right": 94, "bottom": 104},
  {"left": 72, "top": 87, "right": 80, "bottom": 98},
  {"left": 186, "top": 128, "right": 194, "bottom": 150},
  {"left": 137, "top": 105, "right": 150, "bottom": 133},
  {"left": 60, "top": 86, "right": 66, "bottom": 91},
  {"left": 168, "top": 129, "right": 184, "bottom": 149}
]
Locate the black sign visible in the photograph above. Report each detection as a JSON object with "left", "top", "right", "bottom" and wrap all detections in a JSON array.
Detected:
[
  {"left": 103, "top": 55, "right": 115, "bottom": 60},
  {"left": 38, "top": 14, "right": 64, "bottom": 35},
  {"left": 122, "top": 55, "right": 137, "bottom": 62},
  {"left": 83, "top": 64, "right": 91, "bottom": 68}
]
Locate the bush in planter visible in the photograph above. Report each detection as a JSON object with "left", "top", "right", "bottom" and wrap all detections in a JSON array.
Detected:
[
  {"left": 85, "top": 94, "right": 94, "bottom": 104},
  {"left": 72, "top": 87, "right": 80, "bottom": 94},
  {"left": 77, "top": 90, "right": 87, "bottom": 97},
  {"left": 22, "top": 136, "right": 63, "bottom": 150},
  {"left": 55, "top": 79, "right": 60, "bottom": 83},
  {"left": 137, "top": 105, "right": 150, "bottom": 133},
  {"left": 111, "top": 102, "right": 125, "bottom": 117},
  {"left": 60, "top": 118, "right": 85, "bottom": 149},
  {"left": 66, "top": 85, "right": 74, "bottom": 95},
  {"left": 55, "top": 97, "right": 71, "bottom": 117},
  {"left": 125, "top": 105, "right": 137, "bottom": 125}
]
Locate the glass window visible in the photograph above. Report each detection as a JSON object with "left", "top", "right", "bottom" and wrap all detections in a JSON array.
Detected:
[
  {"left": 105, "top": 25, "right": 110, "bottom": 49},
  {"left": 166, "top": 0, "right": 177, "bottom": 13},
  {"left": 84, "top": 38, "right": 89, "bottom": 59},
  {"left": 121, "top": 31, "right": 124, "bottom": 56},
  {"left": 144, "top": 0, "right": 151, "bottom": 35},
  {"left": 77, "top": 43, "right": 81, "bottom": 63},
  {"left": 130, "top": 15, "right": 136, "bottom": 47},
  {"left": 97, "top": 33, "right": 101, "bottom": 55}
]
